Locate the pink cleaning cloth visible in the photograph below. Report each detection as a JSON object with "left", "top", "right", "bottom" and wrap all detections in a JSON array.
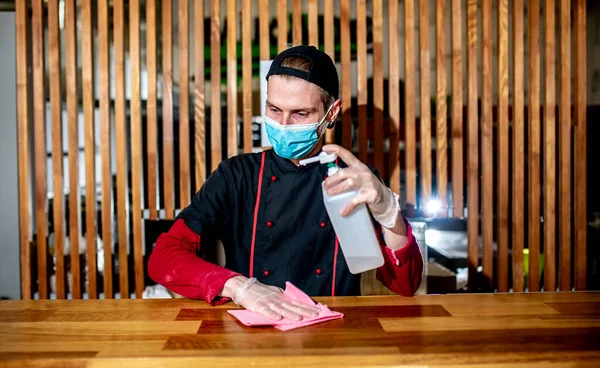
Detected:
[{"left": 227, "top": 282, "right": 343, "bottom": 331}]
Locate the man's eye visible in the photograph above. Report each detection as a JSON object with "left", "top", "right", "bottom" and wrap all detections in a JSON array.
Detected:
[
  {"left": 270, "top": 107, "right": 280, "bottom": 113},
  {"left": 297, "top": 112, "right": 308, "bottom": 118}
]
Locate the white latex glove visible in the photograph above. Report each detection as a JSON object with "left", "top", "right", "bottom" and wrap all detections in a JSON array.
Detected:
[
  {"left": 232, "top": 278, "right": 321, "bottom": 321},
  {"left": 322, "top": 144, "right": 400, "bottom": 228}
]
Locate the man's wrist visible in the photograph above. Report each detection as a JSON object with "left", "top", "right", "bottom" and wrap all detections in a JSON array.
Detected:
[{"left": 220, "top": 275, "right": 248, "bottom": 299}]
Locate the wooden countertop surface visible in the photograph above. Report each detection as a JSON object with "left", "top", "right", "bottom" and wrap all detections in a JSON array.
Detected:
[{"left": 1, "top": 292, "right": 600, "bottom": 367}]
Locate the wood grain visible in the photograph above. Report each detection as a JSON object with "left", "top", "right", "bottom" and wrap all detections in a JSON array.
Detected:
[
  {"left": 162, "top": 0, "right": 175, "bottom": 218},
  {"left": 194, "top": 0, "right": 206, "bottom": 190},
  {"left": 308, "top": 0, "right": 317, "bottom": 47},
  {"left": 81, "top": 0, "right": 97, "bottom": 299},
  {"left": 114, "top": 0, "right": 129, "bottom": 299},
  {"left": 436, "top": 0, "right": 447, "bottom": 217},
  {"left": 211, "top": 0, "right": 222, "bottom": 171},
  {"left": 558, "top": 0, "right": 571, "bottom": 291},
  {"left": 278, "top": 0, "right": 288, "bottom": 52},
  {"left": 528, "top": 0, "right": 541, "bottom": 292},
  {"left": 341, "top": 0, "right": 352, "bottom": 149},
  {"left": 98, "top": 0, "right": 113, "bottom": 298},
  {"left": 226, "top": 0, "right": 237, "bottom": 159},
  {"left": 573, "top": 0, "right": 586, "bottom": 291},
  {"left": 130, "top": 0, "right": 144, "bottom": 298},
  {"left": 512, "top": 0, "right": 525, "bottom": 292},
  {"left": 373, "top": 0, "right": 384, "bottom": 173},
  {"left": 1, "top": 293, "right": 599, "bottom": 367},
  {"left": 481, "top": 0, "right": 493, "bottom": 290},
  {"left": 180, "top": 0, "right": 191, "bottom": 205},
  {"left": 404, "top": 0, "right": 417, "bottom": 208},
  {"left": 357, "top": 0, "right": 367, "bottom": 163},
  {"left": 243, "top": 0, "right": 253, "bottom": 153},
  {"left": 389, "top": 0, "right": 400, "bottom": 196},
  {"left": 419, "top": 0, "right": 432, "bottom": 208},
  {"left": 450, "top": 0, "right": 463, "bottom": 217},
  {"left": 466, "top": 0, "right": 478, "bottom": 291},
  {"left": 544, "top": 0, "right": 557, "bottom": 292},
  {"left": 15, "top": 0, "right": 31, "bottom": 300},
  {"left": 49, "top": 0, "right": 66, "bottom": 299},
  {"left": 147, "top": 0, "right": 159, "bottom": 218},
  {"left": 260, "top": 0, "right": 270, "bottom": 60},
  {"left": 65, "top": 0, "right": 80, "bottom": 299},
  {"left": 497, "top": 0, "right": 509, "bottom": 292},
  {"left": 293, "top": 0, "right": 302, "bottom": 46},
  {"left": 324, "top": 0, "right": 335, "bottom": 144}
]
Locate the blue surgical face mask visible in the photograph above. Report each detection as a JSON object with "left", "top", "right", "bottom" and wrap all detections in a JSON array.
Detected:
[{"left": 264, "top": 105, "right": 333, "bottom": 160}]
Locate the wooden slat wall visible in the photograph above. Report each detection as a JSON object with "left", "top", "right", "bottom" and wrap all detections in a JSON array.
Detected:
[
  {"left": 114, "top": 0, "right": 129, "bottom": 299},
  {"left": 512, "top": 0, "right": 525, "bottom": 292},
  {"left": 15, "top": 0, "right": 31, "bottom": 300},
  {"left": 435, "top": 0, "right": 447, "bottom": 217},
  {"left": 544, "top": 0, "right": 557, "bottom": 292},
  {"left": 481, "top": 0, "right": 493, "bottom": 290},
  {"left": 17, "top": 0, "right": 589, "bottom": 299}
]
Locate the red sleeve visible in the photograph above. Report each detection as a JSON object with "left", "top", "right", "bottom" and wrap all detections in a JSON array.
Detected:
[
  {"left": 147, "top": 219, "right": 241, "bottom": 305},
  {"left": 375, "top": 216, "right": 424, "bottom": 296}
]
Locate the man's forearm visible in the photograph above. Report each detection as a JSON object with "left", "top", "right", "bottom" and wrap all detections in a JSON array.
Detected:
[{"left": 382, "top": 211, "right": 409, "bottom": 251}]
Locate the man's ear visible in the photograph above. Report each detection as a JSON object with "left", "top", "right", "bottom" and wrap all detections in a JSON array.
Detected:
[{"left": 327, "top": 99, "right": 342, "bottom": 127}]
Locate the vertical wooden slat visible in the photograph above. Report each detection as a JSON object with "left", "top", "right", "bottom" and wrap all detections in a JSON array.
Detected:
[
  {"left": 293, "top": 0, "right": 302, "bottom": 46},
  {"left": 357, "top": 0, "right": 367, "bottom": 163},
  {"left": 98, "top": 0, "right": 113, "bottom": 299},
  {"left": 81, "top": 0, "right": 97, "bottom": 299},
  {"left": 16, "top": 0, "right": 31, "bottom": 300},
  {"left": 389, "top": 0, "right": 400, "bottom": 195},
  {"left": 574, "top": 0, "right": 587, "bottom": 291},
  {"left": 341, "top": 0, "right": 352, "bottom": 149},
  {"left": 324, "top": 0, "right": 335, "bottom": 144},
  {"left": 180, "top": 0, "right": 191, "bottom": 205},
  {"left": 162, "top": 0, "right": 175, "bottom": 218},
  {"left": 49, "top": 0, "right": 65, "bottom": 300},
  {"left": 435, "top": 0, "right": 447, "bottom": 216},
  {"left": 194, "top": 0, "right": 206, "bottom": 190},
  {"left": 544, "top": 0, "right": 557, "bottom": 292},
  {"left": 260, "top": 0, "right": 270, "bottom": 60},
  {"left": 130, "top": 0, "right": 144, "bottom": 298},
  {"left": 558, "top": 0, "right": 571, "bottom": 291},
  {"left": 373, "top": 0, "right": 384, "bottom": 172},
  {"left": 243, "top": 0, "right": 253, "bottom": 153},
  {"left": 226, "top": 0, "right": 237, "bottom": 159},
  {"left": 211, "top": 0, "right": 222, "bottom": 170},
  {"left": 308, "top": 0, "right": 318, "bottom": 47},
  {"left": 481, "top": 0, "right": 493, "bottom": 290},
  {"left": 466, "top": 0, "right": 478, "bottom": 290},
  {"left": 450, "top": 0, "right": 463, "bottom": 217},
  {"left": 405, "top": 0, "right": 417, "bottom": 207},
  {"left": 419, "top": 0, "right": 432, "bottom": 208},
  {"left": 278, "top": 0, "right": 288, "bottom": 52},
  {"left": 512, "top": 0, "right": 525, "bottom": 292},
  {"left": 115, "top": 0, "right": 129, "bottom": 299},
  {"left": 497, "top": 0, "right": 509, "bottom": 292},
  {"left": 528, "top": 0, "right": 542, "bottom": 292},
  {"left": 65, "top": 0, "right": 80, "bottom": 299},
  {"left": 147, "top": 0, "right": 159, "bottom": 218},
  {"left": 32, "top": 0, "right": 48, "bottom": 300}
]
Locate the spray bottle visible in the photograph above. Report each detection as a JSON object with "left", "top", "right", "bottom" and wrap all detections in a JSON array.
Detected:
[{"left": 300, "top": 152, "right": 384, "bottom": 274}]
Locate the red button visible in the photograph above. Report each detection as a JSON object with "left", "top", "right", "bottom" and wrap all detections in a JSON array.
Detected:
[
  {"left": 263, "top": 270, "right": 271, "bottom": 276},
  {"left": 316, "top": 268, "right": 323, "bottom": 275},
  {"left": 320, "top": 221, "right": 327, "bottom": 229},
  {"left": 271, "top": 175, "right": 278, "bottom": 182},
  {"left": 266, "top": 221, "right": 273, "bottom": 227}
]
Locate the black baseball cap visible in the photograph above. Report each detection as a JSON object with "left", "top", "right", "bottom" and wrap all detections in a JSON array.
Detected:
[{"left": 266, "top": 45, "right": 339, "bottom": 99}]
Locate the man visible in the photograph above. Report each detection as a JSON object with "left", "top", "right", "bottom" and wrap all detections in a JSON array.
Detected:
[{"left": 148, "top": 45, "right": 423, "bottom": 321}]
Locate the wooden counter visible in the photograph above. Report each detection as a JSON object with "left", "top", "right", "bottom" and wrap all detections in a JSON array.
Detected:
[{"left": 1, "top": 292, "right": 600, "bottom": 367}]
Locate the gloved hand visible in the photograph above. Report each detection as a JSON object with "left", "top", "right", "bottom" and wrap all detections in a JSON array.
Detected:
[
  {"left": 232, "top": 278, "right": 321, "bottom": 321},
  {"left": 322, "top": 144, "right": 400, "bottom": 228}
]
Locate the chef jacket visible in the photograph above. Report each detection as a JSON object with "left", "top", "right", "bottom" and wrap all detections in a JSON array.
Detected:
[{"left": 148, "top": 149, "right": 424, "bottom": 305}]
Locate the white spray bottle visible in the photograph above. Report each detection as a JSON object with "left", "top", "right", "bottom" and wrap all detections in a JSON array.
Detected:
[{"left": 300, "top": 152, "right": 384, "bottom": 274}]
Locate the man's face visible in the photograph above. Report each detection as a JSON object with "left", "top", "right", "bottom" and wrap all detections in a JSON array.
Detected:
[{"left": 265, "top": 75, "right": 326, "bottom": 126}]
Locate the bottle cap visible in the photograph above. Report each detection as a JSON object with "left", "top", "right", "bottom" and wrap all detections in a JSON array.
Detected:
[{"left": 299, "top": 152, "right": 337, "bottom": 166}]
